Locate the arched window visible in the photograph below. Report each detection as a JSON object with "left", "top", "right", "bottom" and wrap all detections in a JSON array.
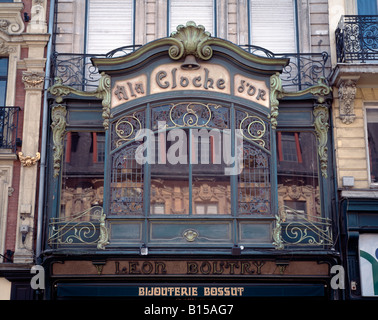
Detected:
[{"left": 107, "top": 100, "right": 273, "bottom": 246}]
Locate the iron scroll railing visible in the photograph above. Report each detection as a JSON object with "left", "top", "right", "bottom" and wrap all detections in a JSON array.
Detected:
[
  {"left": 336, "top": 15, "right": 378, "bottom": 62},
  {"left": 0, "top": 106, "right": 20, "bottom": 152},
  {"left": 50, "top": 45, "right": 330, "bottom": 92}
]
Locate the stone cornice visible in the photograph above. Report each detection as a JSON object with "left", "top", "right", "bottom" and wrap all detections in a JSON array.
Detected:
[{"left": 0, "top": 3, "right": 25, "bottom": 35}]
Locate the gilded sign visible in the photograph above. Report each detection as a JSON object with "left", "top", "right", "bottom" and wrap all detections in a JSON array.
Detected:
[
  {"left": 110, "top": 63, "right": 270, "bottom": 110},
  {"left": 52, "top": 259, "right": 329, "bottom": 277},
  {"left": 112, "top": 74, "right": 147, "bottom": 109},
  {"left": 150, "top": 63, "right": 230, "bottom": 95},
  {"left": 234, "top": 74, "right": 269, "bottom": 109}
]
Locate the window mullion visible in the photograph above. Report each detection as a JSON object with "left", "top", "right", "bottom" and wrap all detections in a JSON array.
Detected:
[
  {"left": 230, "top": 103, "right": 238, "bottom": 245},
  {"left": 189, "top": 128, "right": 193, "bottom": 215}
]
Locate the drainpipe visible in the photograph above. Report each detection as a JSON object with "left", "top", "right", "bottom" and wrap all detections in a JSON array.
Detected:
[{"left": 36, "top": 0, "right": 55, "bottom": 263}]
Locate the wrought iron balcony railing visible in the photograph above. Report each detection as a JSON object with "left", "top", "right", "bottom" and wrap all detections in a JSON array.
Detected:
[
  {"left": 241, "top": 45, "right": 330, "bottom": 91},
  {"left": 0, "top": 106, "right": 20, "bottom": 152},
  {"left": 50, "top": 45, "right": 330, "bottom": 93},
  {"left": 336, "top": 15, "right": 378, "bottom": 63}
]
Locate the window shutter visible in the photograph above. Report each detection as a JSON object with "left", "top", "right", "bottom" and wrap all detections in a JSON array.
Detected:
[
  {"left": 250, "top": 0, "right": 296, "bottom": 53},
  {"left": 169, "top": 0, "right": 214, "bottom": 36},
  {"left": 87, "top": 0, "right": 133, "bottom": 54}
]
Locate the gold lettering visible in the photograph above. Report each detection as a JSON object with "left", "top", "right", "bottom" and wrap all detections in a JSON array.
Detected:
[
  {"left": 241, "top": 262, "right": 254, "bottom": 274},
  {"left": 129, "top": 262, "right": 140, "bottom": 274},
  {"left": 142, "top": 262, "right": 153, "bottom": 274},
  {"left": 200, "top": 261, "right": 211, "bottom": 274},
  {"left": 213, "top": 261, "right": 224, "bottom": 274},
  {"left": 155, "top": 262, "right": 167, "bottom": 274},
  {"left": 253, "top": 261, "right": 265, "bottom": 275},
  {"left": 187, "top": 262, "right": 198, "bottom": 274},
  {"left": 226, "top": 262, "right": 239, "bottom": 274}
]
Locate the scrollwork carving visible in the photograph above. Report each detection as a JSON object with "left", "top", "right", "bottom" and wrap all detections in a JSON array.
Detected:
[
  {"left": 169, "top": 21, "right": 212, "bottom": 61},
  {"left": 269, "top": 73, "right": 283, "bottom": 129},
  {"left": 22, "top": 71, "right": 44, "bottom": 90},
  {"left": 313, "top": 104, "right": 329, "bottom": 178},
  {"left": 338, "top": 79, "right": 357, "bottom": 124},
  {"left": 51, "top": 104, "right": 67, "bottom": 178}
]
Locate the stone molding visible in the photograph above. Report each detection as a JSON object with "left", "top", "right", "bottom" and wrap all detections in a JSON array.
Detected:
[{"left": 338, "top": 78, "right": 357, "bottom": 124}]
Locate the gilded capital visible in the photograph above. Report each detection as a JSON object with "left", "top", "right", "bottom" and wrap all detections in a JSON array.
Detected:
[
  {"left": 18, "top": 152, "right": 40, "bottom": 167},
  {"left": 22, "top": 71, "right": 45, "bottom": 90}
]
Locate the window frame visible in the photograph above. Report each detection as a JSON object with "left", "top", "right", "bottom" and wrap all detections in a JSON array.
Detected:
[
  {"left": 364, "top": 104, "right": 378, "bottom": 186},
  {"left": 247, "top": 0, "right": 299, "bottom": 53},
  {"left": 85, "top": 0, "right": 136, "bottom": 54},
  {"left": 167, "top": 0, "right": 217, "bottom": 37}
]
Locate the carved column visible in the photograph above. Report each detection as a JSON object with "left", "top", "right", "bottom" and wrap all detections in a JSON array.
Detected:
[
  {"left": 338, "top": 79, "right": 357, "bottom": 124},
  {"left": 13, "top": 71, "right": 45, "bottom": 263},
  {"left": 13, "top": 0, "right": 48, "bottom": 263}
]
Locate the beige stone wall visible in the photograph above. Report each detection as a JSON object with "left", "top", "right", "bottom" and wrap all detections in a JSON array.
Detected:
[
  {"left": 332, "top": 86, "right": 375, "bottom": 189},
  {"left": 55, "top": 0, "right": 330, "bottom": 50}
]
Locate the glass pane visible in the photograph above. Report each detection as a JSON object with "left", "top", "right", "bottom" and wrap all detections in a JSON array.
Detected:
[
  {"left": 110, "top": 142, "right": 144, "bottom": 215},
  {"left": 0, "top": 58, "right": 8, "bottom": 76},
  {"left": 367, "top": 109, "right": 378, "bottom": 183},
  {"left": 238, "top": 143, "right": 271, "bottom": 215},
  {"left": 60, "top": 132, "right": 105, "bottom": 218},
  {"left": 170, "top": 0, "right": 214, "bottom": 35},
  {"left": 358, "top": 0, "right": 378, "bottom": 15},
  {"left": 277, "top": 131, "right": 320, "bottom": 217},
  {"left": 192, "top": 177, "right": 231, "bottom": 215},
  {"left": 0, "top": 80, "right": 7, "bottom": 106},
  {"left": 150, "top": 129, "right": 189, "bottom": 215}
]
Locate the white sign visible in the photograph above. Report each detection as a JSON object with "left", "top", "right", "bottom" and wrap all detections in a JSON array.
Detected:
[{"left": 359, "top": 234, "right": 378, "bottom": 296}]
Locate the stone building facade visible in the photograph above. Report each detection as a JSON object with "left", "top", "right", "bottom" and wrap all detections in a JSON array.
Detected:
[{"left": 0, "top": 0, "right": 50, "bottom": 299}]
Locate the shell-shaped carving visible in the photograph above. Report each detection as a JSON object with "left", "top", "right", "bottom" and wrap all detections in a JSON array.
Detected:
[{"left": 169, "top": 21, "right": 212, "bottom": 61}]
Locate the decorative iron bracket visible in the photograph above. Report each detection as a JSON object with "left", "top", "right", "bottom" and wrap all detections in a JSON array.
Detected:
[
  {"left": 273, "top": 206, "right": 333, "bottom": 249},
  {"left": 48, "top": 72, "right": 111, "bottom": 130},
  {"left": 48, "top": 206, "right": 109, "bottom": 250}
]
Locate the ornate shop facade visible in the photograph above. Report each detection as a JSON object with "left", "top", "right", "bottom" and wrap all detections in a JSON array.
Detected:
[{"left": 43, "top": 20, "right": 340, "bottom": 300}]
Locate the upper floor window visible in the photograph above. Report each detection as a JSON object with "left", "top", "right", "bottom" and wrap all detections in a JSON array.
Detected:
[
  {"left": 357, "top": 0, "right": 378, "bottom": 15},
  {"left": 366, "top": 107, "right": 378, "bottom": 185},
  {"left": 249, "top": 0, "right": 297, "bottom": 53},
  {"left": 169, "top": 0, "right": 215, "bottom": 36},
  {"left": 0, "top": 57, "right": 7, "bottom": 106},
  {"left": 87, "top": 0, "right": 134, "bottom": 54}
]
